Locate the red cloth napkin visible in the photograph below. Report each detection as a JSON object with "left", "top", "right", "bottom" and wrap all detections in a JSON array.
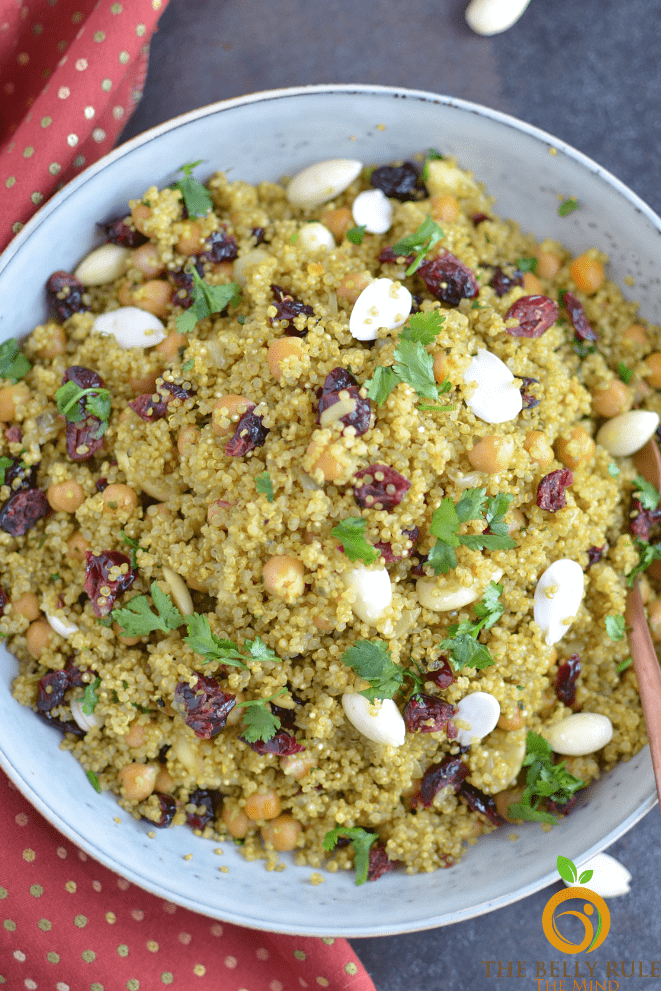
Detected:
[{"left": 0, "top": 3, "right": 378, "bottom": 987}]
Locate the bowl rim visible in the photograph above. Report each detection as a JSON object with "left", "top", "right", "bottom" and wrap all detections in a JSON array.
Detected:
[{"left": 0, "top": 82, "right": 657, "bottom": 935}]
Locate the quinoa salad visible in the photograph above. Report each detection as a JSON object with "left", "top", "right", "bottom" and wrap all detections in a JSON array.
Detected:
[{"left": 1, "top": 152, "right": 659, "bottom": 883}]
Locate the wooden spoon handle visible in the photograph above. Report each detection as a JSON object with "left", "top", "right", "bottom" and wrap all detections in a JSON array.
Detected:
[{"left": 627, "top": 581, "right": 661, "bottom": 815}]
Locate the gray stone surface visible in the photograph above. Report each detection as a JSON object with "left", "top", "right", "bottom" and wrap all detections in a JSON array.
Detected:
[{"left": 119, "top": 1, "right": 661, "bottom": 986}]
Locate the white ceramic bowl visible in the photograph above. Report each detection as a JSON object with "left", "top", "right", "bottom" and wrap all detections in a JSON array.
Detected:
[{"left": 0, "top": 84, "right": 657, "bottom": 936}]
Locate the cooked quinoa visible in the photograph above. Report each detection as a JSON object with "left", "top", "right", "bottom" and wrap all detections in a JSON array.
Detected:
[{"left": 1, "top": 153, "right": 657, "bottom": 879}]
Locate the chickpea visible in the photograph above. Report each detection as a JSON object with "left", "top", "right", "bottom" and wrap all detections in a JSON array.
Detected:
[
  {"left": 67, "top": 531, "right": 90, "bottom": 562},
  {"left": 647, "top": 598, "right": 661, "bottom": 642},
  {"left": 623, "top": 323, "right": 648, "bottom": 347},
  {"left": 177, "top": 425, "right": 200, "bottom": 456},
  {"left": 125, "top": 722, "right": 148, "bottom": 748},
  {"left": 46, "top": 479, "right": 85, "bottom": 513},
  {"left": 312, "top": 614, "right": 333, "bottom": 632},
  {"left": 467, "top": 435, "right": 514, "bottom": 474},
  {"left": 155, "top": 330, "right": 187, "bottom": 361},
  {"left": 131, "top": 242, "right": 164, "bottom": 278},
  {"left": 207, "top": 499, "right": 232, "bottom": 526},
  {"left": 244, "top": 790, "right": 282, "bottom": 821},
  {"left": 12, "top": 592, "right": 40, "bottom": 622},
  {"left": 155, "top": 767, "right": 175, "bottom": 793},
  {"left": 130, "top": 202, "right": 152, "bottom": 235},
  {"left": 102, "top": 483, "right": 138, "bottom": 517},
  {"left": 570, "top": 253, "right": 604, "bottom": 295},
  {"left": 267, "top": 337, "right": 304, "bottom": 382},
  {"left": 0, "top": 382, "right": 30, "bottom": 422},
  {"left": 306, "top": 437, "right": 354, "bottom": 483},
  {"left": 592, "top": 379, "right": 631, "bottom": 418},
  {"left": 221, "top": 805, "right": 250, "bottom": 839},
  {"left": 336, "top": 271, "right": 371, "bottom": 305},
  {"left": 524, "top": 430, "right": 554, "bottom": 466},
  {"left": 260, "top": 814, "right": 302, "bottom": 852},
  {"left": 262, "top": 555, "right": 305, "bottom": 601},
  {"left": 494, "top": 786, "right": 525, "bottom": 824},
  {"left": 279, "top": 752, "right": 317, "bottom": 779},
  {"left": 433, "top": 351, "right": 450, "bottom": 385},
  {"left": 535, "top": 249, "right": 562, "bottom": 280},
  {"left": 644, "top": 352, "right": 661, "bottom": 389},
  {"left": 523, "top": 272, "right": 543, "bottom": 295},
  {"left": 26, "top": 618, "right": 52, "bottom": 658},
  {"left": 430, "top": 194, "right": 459, "bottom": 223},
  {"left": 112, "top": 621, "right": 141, "bottom": 646},
  {"left": 555, "top": 426, "right": 595, "bottom": 470},
  {"left": 129, "top": 369, "right": 161, "bottom": 395},
  {"left": 38, "top": 323, "right": 67, "bottom": 360},
  {"left": 506, "top": 507, "right": 526, "bottom": 535},
  {"left": 176, "top": 221, "right": 204, "bottom": 256},
  {"left": 497, "top": 706, "right": 525, "bottom": 731},
  {"left": 117, "top": 762, "right": 159, "bottom": 801},
  {"left": 212, "top": 394, "right": 254, "bottom": 437},
  {"left": 320, "top": 206, "right": 353, "bottom": 243},
  {"left": 129, "top": 279, "right": 172, "bottom": 318}
]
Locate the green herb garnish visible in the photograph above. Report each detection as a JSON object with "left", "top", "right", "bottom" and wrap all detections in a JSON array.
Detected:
[
  {"left": 120, "top": 531, "right": 144, "bottom": 570},
  {"left": 0, "top": 456, "right": 13, "bottom": 485},
  {"left": 341, "top": 639, "right": 404, "bottom": 702},
  {"left": 183, "top": 613, "right": 248, "bottom": 669},
  {"left": 346, "top": 225, "right": 366, "bottom": 245},
  {"left": 86, "top": 770, "right": 102, "bottom": 794},
  {"left": 236, "top": 689, "right": 287, "bottom": 743},
  {"left": 0, "top": 338, "right": 30, "bottom": 382},
  {"left": 420, "top": 148, "right": 443, "bottom": 181},
  {"left": 607, "top": 462, "right": 620, "bottom": 478},
  {"left": 605, "top": 614, "right": 626, "bottom": 642},
  {"left": 182, "top": 359, "right": 195, "bottom": 373},
  {"left": 617, "top": 361, "right": 634, "bottom": 384},
  {"left": 364, "top": 366, "right": 400, "bottom": 406},
  {"left": 255, "top": 471, "right": 275, "bottom": 503},
  {"left": 55, "top": 381, "right": 111, "bottom": 438},
  {"left": 426, "top": 489, "right": 516, "bottom": 574},
  {"left": 617, "top": 657, "right": 632, "bottom": 673},
  {"left": 176, "top": 266, "right": 242, "bottom": 333},
  {"left": 81, "top": 676, "right": 101, "bottom": 716},
  {"left": 633, "top": 474, "right": 660, "bottom": 511},
  {"left": 507, "top": 731, "right": 584, "bottom": 824},
  {"left": 365, "top": 310, "right": 451, "bottom": 407},
  {"left": 558, "top": 198, "right": 578, "bottom": 216},
  {"left": 330, "top": 517, "right": 381, "bottom": 564},
  {"left": 399, "top": 310, "right": 445, "bottom": 345},
  {"left": 173, "top": 161, "right": 213, "bottom": 218},
  {"left": 111, "top": 582, "right": 185, "bottom": 638},
  {"left": 516, "top": 257, "right": 538, "bottom": 273},
  {"left": 390, "top": 216, "right": 444, "bottom": 276},
  {"left": 322, "top": 826, "right": 378, "bottom": 885},
  {"left": 438, "top": 581, "right": 504, "bottom": 671}
]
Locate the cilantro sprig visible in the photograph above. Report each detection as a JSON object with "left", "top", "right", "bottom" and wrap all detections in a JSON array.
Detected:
[
  {"left": 605, "top": 614, "right": 626, "bottom": 642},
  {"left": 81, "top": 677, "right": 101, "bottom": 716},
  {"left": 438, "top": 581, "right": 504, "bottom": 671},
  {"left": 365, "top": 310, "right": 455, "bottom": 410},
  {"left": 331, "top": 517, "right": 381, "bottom": 564},
  {"left": 0, "top": 456, "right": 14, "bottom": 485},
  {"left": 558, "top": 198, "right": 578, "bottom": 216},
  {"left": 176, "top": 266, "right": 242, "bottom": 333},
  {"left": 346, "top": 225, "right": 366, "bottom": 245},
  {"left": 112, "top": 582, "right": 186, "bottom": 637},
  {"left": 516, "top": 257, "right": 537, "bottom": 273},
  {"left": 341, "top": 639, "right": 404, "bottom": 702},
  {"left": 390, "top": 216, "right": 444, "bottom": 276},
  {"left": 255, "top": 471, "right": 275, "bottom": 503},
  {"left": 420, "top": 148, "right": 443, "bottom": 182},
  {"left": 183, "top": 613, "right": 251, "bottom": 670},
  {"left": 236, "top": 689, "right": 287, "bottom": 743},
  {"left": 617, "top": 361, "right": 633, "bottom": 384},
  {"left": 626, "top": 476, "right": 661, "bottom": 585},
  {"left": 173, "top": 161, "right": 213, "bottom": 218},
  {"left": 427, "top": 488, "right": 516, "bottom": 575},
  {"left": 633, "top": 474, "right": 660, "bottom": 511},
  {"left": 507, "top": 731, "right": 584, "bottom": 824},
  {"left": 0, "top": 338, "right": 30, "bottom": 382},
  {"left": 55, "top": 381, "right": 111, "bottom": 438},
  {"left": 120, "top": 531, "right": 145, "bottom": 570},
  {"left": 86, "top": 770, "right": 102, "bottom": 794},
  {"left": 322, "top": 826, "right": 378, "bottom": 885}
]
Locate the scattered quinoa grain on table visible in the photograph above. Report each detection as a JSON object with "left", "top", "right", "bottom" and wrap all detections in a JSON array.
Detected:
[{"left": 2, "top": 151, "right": 660, "bottom": 884}]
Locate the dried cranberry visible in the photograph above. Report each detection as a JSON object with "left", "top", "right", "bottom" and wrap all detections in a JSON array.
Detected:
[
  {"left": 37, "top": 670, "right": 70, "bottom": 712},
  {"left": 459, "top": 782, "right": 505, "bottom": 826},
  {"left": 0, "top": 488, "right": 49, "bottom": 536},
  {"left": 270, "top": 703, "right": 297, "bottom": 731},
  {"left": 62, "top": 366, "right": 107, "bottom": 462},
  {"left": 1, "top": 456, "right": 37, "bottom": 491},
  {"left": 425, "top": 657, "right": 455, "bottom": 690},
  {"left": 36, "top": 711, "right": 86, "bottom": 737},
  {"left": 411, "top": 755, "right": 468, "bottom": 810},
  {"left": 65, "top": 664, "right": 86, "bottom": 687},
  {"left": 518, "top": 375, "right": 540, "bottom": 410},
  {"left": 536, "top": 468, "right": 573, "bottom": 512},
  {"left": 367, "top": 844, "right": 398, "bottom": 881},
  {"left": 169, "top": 259, "right": 205, "bottom": 309},
  {"left": 204, "top": 228, "right": 239, "bottom": 263},
  {"left": 377, "top": 246, "right": 416, "bottom": 267},
  {"left": 0, "top": 585, "right": 7, "bottom": 612},
  {"left": 84, "top": 550, "right": 136, "bottom": 617},
  {"left": 225, "top": 408, "right": 269, "bottom": 457},
  {"left": 546, "top": 794, "right": 578, "bottom": 817},
  {"left": 251, "top": 226, "right": 266, "bottom": 245},
  {"left": 157, "top": 743, "right": 171, "bottom": 762},
  {"left": 471, "top": 213, "right": 489, "bottom": 226},
  {"left": 555, "top": 653, "right": 581, "bottom": 708},
  {"left": 96, "top": 477, "right": 108, "bottom": 492},
  {"left": 418, "top": 251, "right": 479, "bottom": 306},
  {"left": 353, "top": 464, "right": 411, "bottom": 510},
  {"left": 373, "top": 527, "right": 419, "bottom": 564},
  {"left": 129, "top": 380, "right": 191, "bottom": 422},
  {"left": 270, "top": 285, "right": 314, "bottom": 333},
  {"left": 99, "top": 217, "right": 147, "bottom": 248},
  {"left": 370, "top": 162, "right": 424, "bottom": 201},
  {"left": 185, "top": 789, "right": 219, "bottom": 830},
  {"left": 317, "top": 387, "right": 371, "bottom": 437},
  {"left": 504, "top": 295, "right": 558, "bottom": 338},
  {"left": 5, "top": 425, "right": 22, "bottom": 444},
  {"left": 241, "top": 730, "right": 305, "bottom": 756},
  {"left": 563, "top": 290, "right": 598, "bottom": 342},
  {"left": 587, "top": 544, "right": 605, "bottom": 567},
  {"left": 403, "top": 694, "right": 454, "bottom": 733},
  {"left": 174, "top": 673, "right": 236, "bottom": 739},
  {"left": 489, "top": 267, "right": 524, "bottom": 297},
  {"left": 147, "top": 793, "right": 178, "bottom": 828},
  {"left": 321, "top": 367, "right": 358, "bottom": 394},
  {"left": 630, "top": 498, "right": 661, "bottom": 541},
  {"left": 410, "top": 552, "right": 430, "bottom": 577},
  {"left": 46, "top": 271, "right": 90, "bottom": 322}
]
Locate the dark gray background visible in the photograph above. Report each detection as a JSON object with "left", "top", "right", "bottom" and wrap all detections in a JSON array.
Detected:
[{"left": 120, "top": 1, "right": 661, "bottom": 988}]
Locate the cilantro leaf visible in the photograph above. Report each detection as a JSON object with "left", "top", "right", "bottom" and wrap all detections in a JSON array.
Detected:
[
  {"left": 111, "top": 582, "right": 185, "bottom": 637},
  {"left": 182, "top": 359, "right": 195, "bottom": 373},
  {"left": 0, "top": 456, "right": 14, "bottom": 485},
  {"left": 392, "top": 338, "right": 438, "bottom": 401},
  {"left": 255, "top": 471, "right": 275, "bottom": 503},
  {"left": 399, "top": 310, "right": 445, "bottom": 345},
  {"left": 617, "top": 656, "right": 632, "bottom": 673},
  {"left": 364, "top": 366, "right": 399, "bottom": 406},
  {"left": 425, "top": 539, "right": 457, "bottom": 574},
  {"left": 183, "top": 613, "right": 248, "bottom": 669},
  {"left": 473, "top": 580, "right": 504, "bottom": 630},
  {"left": 627, "top": 539, "right": 661, "bottom": 586},
  {"left": 427, "top": 489, "right": 514, "bottom": 575},
  {"left": 516, "top": 257, "right": 537, "bottom": 273},
  {"left": 244, "top": 636, "right": 280, "bottom": 664},
  {"left": 455, "top": 487, "right": 488, "bottom": 523},
  {"left": 0, "top": 338, "right": 30, "bottom": 382},
  {"left": 346, "top": 225, "right": 366, "bottom": 245},
  {"left": 391, "top": 216, "right": 444, "bottom": 276},
  {"left": 608, "top": 462, "right": 620, "bottom": 478},
  {"left": 341, "top": 639, "right": 404, "bottom": 702},
  {"left": 633, "top": 474, "right": 660, "bottom": 512},
  {"left": 438, "top": 582, "right": 504, "bottom": 670},
  {"left": 605, "top": 614, "right": 626, "bottom": 642},
  {"left": 507, "top": 731, "right": 584, "bottom": 824},
  {"left": 430, "top": 498, "right": 461, "bottom": 549},
  {"left": 55, "top": 382, "right": 112, "bottom": 438},
  {"left": 420, "top": 148, "right": 443, "bottom": 182},
  {"left": 173, "top": 161, "right": 213, "bottom": 217},
  {"left": 558, "top": 197, "right": 578, "bottom": 216},
  {"left": 86, "top": 770, "right": 102, "bottom": 794},
  {"left": 322, "top": 826, "right": 378, "bottom": 885},
  {"left": 175, "top": 266, "right": 242, "bottom": 333},
  {"left": 81, "top": 676, "right": 101, "bottom": 716},
  {"left": 617, "top": 361, "right": 633, "bottom": 384},
  {"left": 236, "top": 689, "right": 287, "bottom": 743},
  {"left": 331, "top": 517, "right": 381, "bottom": 564},
  {"left": 120, "top": 531, "right": 144, "bottom": 570}
]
